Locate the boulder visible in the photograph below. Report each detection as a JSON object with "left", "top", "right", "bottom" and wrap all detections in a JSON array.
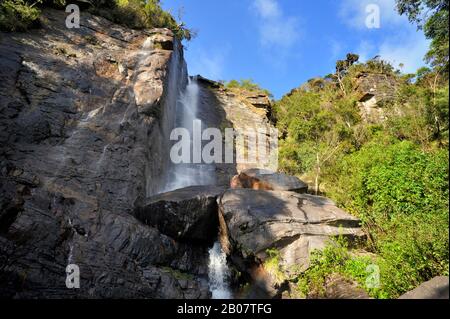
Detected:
[
  {"left": 134, "top": 186, "right": 226, "bottom": 243},
  {"left": 218, "top": 188, "right": 364, "bottom": 296},
  {"left": 399, "top": 276, "right": 449, "bottom": 299},
  {"left": 231, "top": 169, "right": 308, "bottom": 193}
]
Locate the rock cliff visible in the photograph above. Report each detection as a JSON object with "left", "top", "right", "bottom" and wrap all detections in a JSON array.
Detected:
[{"left": 0, "top": 9, "right": 208, "bottom": 298}]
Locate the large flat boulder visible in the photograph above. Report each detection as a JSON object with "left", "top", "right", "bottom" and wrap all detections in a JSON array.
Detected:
[
  {"left": 218, "top": 189, "right": 364, "bottom": 287},
  {"left": 232, "top": 168, "right": 308, "bottom": 193},
  {"left": 134, "top": 186, "right": 226, "bottom": 243}
]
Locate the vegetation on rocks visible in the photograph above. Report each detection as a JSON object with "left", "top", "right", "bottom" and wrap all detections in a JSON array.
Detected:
[
  {"left": 225, "top": 79, "right": 273, "bottom": 98},
  {"left": 295, "top": 238, "right": 379, "bottom": 298},
  {"left": 0, "top": 0, "right": 194, "bottom": 40},
  {"left": 272, "top": 0, "right": 449, "bottom": 299},
  {"left": 0, "top": 0, "right": 42, "bottom": 32}
]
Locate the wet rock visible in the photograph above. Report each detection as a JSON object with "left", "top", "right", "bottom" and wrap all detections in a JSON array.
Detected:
[
  {"left": 134, "top": 186, "right": 226, "bottom": 243},
  {"left": 149, "top": 33, "right": 174, "bottom": 50}
]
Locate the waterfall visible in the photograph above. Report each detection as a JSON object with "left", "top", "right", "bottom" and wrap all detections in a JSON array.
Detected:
[
  {"left": 159, "top": 76, "right": 216, "bottom": 193},
  {"left": 208, "top": 241, "right": 232, "bottom": 299}
]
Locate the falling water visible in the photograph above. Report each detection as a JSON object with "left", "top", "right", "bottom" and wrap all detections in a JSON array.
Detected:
[
  {"left": 160, "top": 76, "right": 216, "bottom": 192},
  {"left": 208, "top": 241, "right": 232, "bottom": 299},
  {"left": 66, "top": 218, "right": 74, "bottom": 265},
  {"left": 67, "top": 242, "right": 74, "bottom": 265}
]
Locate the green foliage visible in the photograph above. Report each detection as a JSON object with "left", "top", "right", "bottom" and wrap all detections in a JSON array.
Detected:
[
  {"left": 335, "top": 53, "right": 359, "bottom": 75},
  {"left": 225, "top": 79, "right": 272, "bottom": 97},
  {"left": 296, "top": 237, "right": 385, "bottom": 298},
  {"left": 0, "top": 0, "right": 42, "bottom": 32},
  {"left": 276, "top": 53, "right": 449, "bottom": 297},
  {"left": 0, "top": 0, "right": 194, "bottom": 40},
  {"left": 385, "top": 68, "right": 449, "bottom": 145},
  {"left": 263, "top": 248, "right": 286, "bottom": 284},
  {"left": 326, "top": 140, "right": 449, "bottom": 297},
  {"left": 90, "top": 0, "right": 194, "bottom": 40},
  {"left": 395, "top": 0, "right": 449, "bottom": 74}
]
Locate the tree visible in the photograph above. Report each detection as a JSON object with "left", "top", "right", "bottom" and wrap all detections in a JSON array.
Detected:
[
  {"left": 395, "top": 0, "right": 449, "bottom": 74},
  {"left": 335, "top": 53, "right": 359, "bottom": 96}
]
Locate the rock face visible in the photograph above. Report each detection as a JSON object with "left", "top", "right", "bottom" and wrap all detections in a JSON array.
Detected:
[
  {"left": 134, "top": 186, "right": 226, "bottom": 243},
  {"left": 192, "top": 77, "right": 277, "bottom": 186},
  {"left": 240, "top": 91, "right": 271, "bottom": 110},
  {"left": 355, "top": 72, "right": 398, "bottom": 123},
  {"left": 0, "top": 9, "right": 211, "bottom": 298},
  {"left": 196, "top": 80, "right": 277, "bottom": 178},
  {"left": 399, "top": 276, "right": 449, "bottom": 299},
  {"left": 218, "top": 188, "right": 364, "bottom": 297},
  {"left": 231, "top": 169, "right": 308, "bottom": 193}
]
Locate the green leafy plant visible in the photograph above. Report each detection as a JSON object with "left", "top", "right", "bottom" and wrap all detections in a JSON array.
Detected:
[
  {"left": 0, "top": 0, "right": 194, "bottom": 40},
  {"left": 0, "top": 0, "right": 42, "bottom": 32},
  {"left": 225, "top": 79, "right": 272, "bottom": 98}
]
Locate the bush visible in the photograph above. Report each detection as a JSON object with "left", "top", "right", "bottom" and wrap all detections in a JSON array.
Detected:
[
  {"left": 0, "top": 0, "right": 194, "bottom": 40},
  {"left": 327, "top": 139, "right": 449, "bottom": 297},
  {"left": 225, "top": 79, "right": 272, "bottom": 97},
  {"left": 296, "top": 237, "right": 385, "bottom": 298},
  {"left": 89, "top": 0, "right": 194, "bottom": 40},
  {"left": 0, "top": 0, "right": 41, "bottom": 32}
]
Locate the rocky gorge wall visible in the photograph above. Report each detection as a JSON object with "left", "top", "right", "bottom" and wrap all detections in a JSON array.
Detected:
[{"left": 0, "top": 9, "right": 208, "bottom": 298}]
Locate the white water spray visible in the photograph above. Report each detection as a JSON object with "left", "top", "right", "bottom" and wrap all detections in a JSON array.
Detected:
[
  {"left": 161, "top": 77, "right": 215, "bottom": 192},
  {"left": 208, "top": 241, "right": 232, "bottom": 299}
]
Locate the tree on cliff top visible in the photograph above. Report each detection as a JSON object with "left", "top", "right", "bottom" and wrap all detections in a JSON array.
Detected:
[
  {"left": 335, "top": 53, "right": 359, "bottom": 96},
  {"left": 225, "top": 79, "right": 273, "bottom": 98}
]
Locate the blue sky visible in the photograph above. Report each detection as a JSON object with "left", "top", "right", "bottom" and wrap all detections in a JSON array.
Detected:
[{"left": 161, "top": 0, "right": 429, "bottom": 99}]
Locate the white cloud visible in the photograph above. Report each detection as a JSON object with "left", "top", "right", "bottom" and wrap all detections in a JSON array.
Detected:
[
  {"left": 378, "top": 33, "right": 430, "bottom": 73},
  {"left": 353, "top": 33, "right": 429, "bottom": 73},
  {"left": 356, "top": 40, "right": 377, "bottom": 62},
  {"left": 339, "top": 0, "right": 407, "bottom": 29},
  {"left": 252, "top": 0, "right": 299, "bottom": 49},
  {"left": 253, "top": 0, "right": 281, "bottom": 19},
  {"left": 337, "top": 0, "right": 430, "bottom": 73}
]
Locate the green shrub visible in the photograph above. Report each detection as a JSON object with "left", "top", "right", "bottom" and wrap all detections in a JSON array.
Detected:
[
  {"left": 295, "top": 237, "right": 386, "bottom": 298},
  {"left": 275, "top": 54, "right": 449, "bottom": 298},
  {"left": 225, "top": 79, "right": 272, "bottom": 97},
  {"left": 327, "top": 139, "right": 449, "bottom": 297},
  {"left": 90, "top": 0, "right": 194, "bottom": 40},
  {"left": 263, "top": 248, "right": 286, "bottom": 284},
  {"left": 0, "top": 0, "right": 42, "bottom": 32},
  {"left": 0, "top": 0, "right": 194, "bottom": 41}
]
